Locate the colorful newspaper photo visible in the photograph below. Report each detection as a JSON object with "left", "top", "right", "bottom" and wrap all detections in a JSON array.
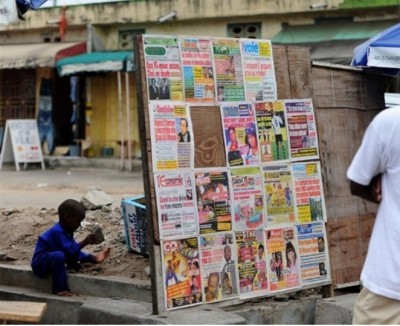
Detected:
[
  {"left": 162, "top": 237, "right": 203, "bottom": 310},
  {"left": 262, "top": 164, "right": 295, "bottom": 225},
  {"left": 199, "top": 232, "right": 239, "bottom": 302},
  {"left": 149, "top": 102, "right": 194, "bottom": 171},
  {"left": 154, "top": 171, "right": 198, "bottom": 240},
  {"left": 235, "top": 229, "right": 269, "bottom": 299},
  {"left": 179, "top": 37, "right": 215, "bottom": 103},
  {"left": 241, "top": 39, "right": 277, "bottom": 102},
  {"left": 212, "top": 38, "right": 245, "bottom": 102},
  {"left": 266, "top": 226, "right": 300, "bottom": 293},
  {"left": 194, "top": 169, "right": 232, "bottom": 234},
  {"left": 230, "top": 166, "right": 265, "bottom": 231},
  {"left": 221, "top": 102, "right": 260, "bottom": 167},
  {"left": 284, "top": 99, "right": 319, "bottom": 161},
  {"left": 143, "top": 35, "right": 184, "bottom": 101},
  {"left": 292, "top": 161, "right": 327, "bottom": 223},
  {"left": 296, "top": 221, "right": 331, "bottom": 285},
  {"left": 254, "top": 100, "right": 289, "bottom": 162}
]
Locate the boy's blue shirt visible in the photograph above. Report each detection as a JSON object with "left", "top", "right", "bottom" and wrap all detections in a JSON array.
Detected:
[{"left": 32, "top": 222, "right": 91, "bottom": 264}]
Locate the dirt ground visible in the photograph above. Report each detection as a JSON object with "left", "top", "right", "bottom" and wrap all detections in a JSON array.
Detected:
[
  {"left": 0, "top": 165, "right": 149, "bottom": 281},
  {"left": 0, "top": 206, "right": 150, "bottom": 280}
]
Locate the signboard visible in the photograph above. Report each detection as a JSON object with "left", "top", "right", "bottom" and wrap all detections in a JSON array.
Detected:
[
  {"left": 0, "top": 119, "right": 45, "bottom": 171},
  {"left": 0, "top": 0, "right": 18, "bottom": 26}
]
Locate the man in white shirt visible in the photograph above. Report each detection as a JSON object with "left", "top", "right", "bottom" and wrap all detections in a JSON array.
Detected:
[{"left": 347, "top": 106, "right": 400, "bottom": 324}]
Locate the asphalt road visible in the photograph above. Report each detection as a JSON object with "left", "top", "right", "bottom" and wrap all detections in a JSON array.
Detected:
[{"left": 0, "top": 163, "right": 145, "bottom": 209}]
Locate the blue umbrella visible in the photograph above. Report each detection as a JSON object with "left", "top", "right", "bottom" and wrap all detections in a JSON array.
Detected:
[{"left": 351, "top": 22, "right": 400, "bottom": 76}]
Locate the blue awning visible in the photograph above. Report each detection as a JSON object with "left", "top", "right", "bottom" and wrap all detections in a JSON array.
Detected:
[{"left": 56, "top": 51, "right": 134, "bottom": 76}]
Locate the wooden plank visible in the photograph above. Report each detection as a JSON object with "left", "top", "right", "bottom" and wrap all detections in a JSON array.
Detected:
[
  {"left": 287, "top": 46, "right": 313, "bottom": 99},
  {"left": 0, "top": 301, "right": 47, "bottom": 323},
  {"left": 191, "top": 105, "right": 226, "bottom": 168},
  {"left": 326, "top": 214, "right": 375, "bottom": 287},
  {"left": 134, "top": 34, "right": 161, "bottom": 315},
  {"left": 272, "top": 45, "right": 291, "bottom": 99}
]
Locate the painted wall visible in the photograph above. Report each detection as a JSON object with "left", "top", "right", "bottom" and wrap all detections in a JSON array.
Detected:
[{"left": 89, "top": 72, "right": 139, "bottom": 158}]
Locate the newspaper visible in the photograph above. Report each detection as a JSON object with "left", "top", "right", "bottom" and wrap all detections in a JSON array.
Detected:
[
  {"left": 266, "top": 226, "right": 300, "bottom": 292},
  {"left": 149, "top": 102, "right": 194, "bottom": 171},
  {"left": 292, "top": 161, "right": 327, "bottom": 222},
  {"left": 255, "top": 100, "right": 290, "bottom": 162},
  {"left": 296, "top": 221, "right": 331, "bottom": 285},
  {"left": 199, "top": 232, "right": 239, "bottom": 302},
  {"left": 161, "top": 237, "right": 203, "bottom": 309},
  {"left": 155, "top": 171, "right": 198, "bottom": 239},
  {"left": 221, "top": 102, "right": 260, "bottom": 167},
  {"left": 262, "top": 164, "right": 295, "bottom": 225},
  {"left": 143, "top": 35, "right": 183, "bottom": 101},
  {"left": 230, "top": 166, "right": 265, "bottom": 231},
  {"left": 241, "top": 39, "right": 277, "bottom": 101},
  {"left": 212, "top": 38, "right": 245, "bottom": 102},
  {"left": 284, "top": 99, "right": 319, "bottom": 161},
  {"left": 235, "top": 229, "right": 269, "bottom": 299},
  {"left": 179, "top": 37, "right": 215, "bottom": 103},
  {"left": 194, "top": 169, "right": 232, "bottom": 234}
]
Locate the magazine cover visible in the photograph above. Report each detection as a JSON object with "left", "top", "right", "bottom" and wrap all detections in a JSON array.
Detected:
[
  {"left": 194, "top": 169, "right": 232, "bottom": 234},
  {"left": 155, "top": 171, "right": 198, "bottom": 239},
  {"left": 221, "top": 102, "right": 260, "bottom": 167},
  {"left": 254, "top": 100, "right": 289, "bottom": 162},
  {"left": 296, "top": 221, "right": 331, "bottom": 285},
  {"left": 162, "top": 237, "right": 203, "bottom": 310},
  {"left": 262, "top": 164, "right": 295, "bottom": 225},
  {"left": 284, "top": 99, "right": 319, "bottom": 161},
  {"left": 212, "top": 38, "right": 245, "bottom": 102},
  {"left": 199, "top": 232, "right": 239, "bottom": 302},
  {"left": 292, "top": 161, "right": 327, "bottom": 223},
  {"left": 143, "top": 35, "right": 183, "bottom": 102},
  {"left": 230, "top": 166, "right": 265, "bottom": 231},
  {"left": 266, "top": 226, "right": 301, "bottom": 292},
  {"left": 241, "top": 39, "right": 277, "bottom": 101},
  {"left": 149, "top": 102, "right": 194, "bottom": 171},
  {"left": 235, "top": 229, "right": 269, "bottom": 299},
  {"left": 179, "top": 37, "right": 215, "bottom": 103}
]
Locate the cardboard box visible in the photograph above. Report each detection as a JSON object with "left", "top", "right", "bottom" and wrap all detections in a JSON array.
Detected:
[{"left": 121, "top": 195, "right": 149, "bottom": 257}]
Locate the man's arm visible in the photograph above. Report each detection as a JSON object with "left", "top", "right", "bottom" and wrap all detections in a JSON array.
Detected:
[{"left": 349, "top": 174, "right": 382, "bottom": 204}]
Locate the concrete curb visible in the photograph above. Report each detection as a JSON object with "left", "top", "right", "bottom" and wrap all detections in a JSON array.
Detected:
[
  {"left": 314, "top": 293, "right": 357, "bottom": 325},
  {"left": 0, "top": 264, "right": 357, "bottom": 324},
  {"left": 0, "top": 264, "right": 151, "bottom": 302}
]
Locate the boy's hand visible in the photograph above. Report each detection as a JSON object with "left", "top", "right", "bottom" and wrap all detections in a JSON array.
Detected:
[{"left": 93, "top": 248, "right": 111, "bottom": 263}]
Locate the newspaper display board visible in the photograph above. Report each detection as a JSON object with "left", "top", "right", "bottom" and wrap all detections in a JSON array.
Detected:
[
  {"left": 0, "top": 119, "right": 45, "bottom": 171},
  {"left": 140, "top": 34, "right": 330, "bottom": 311}
]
